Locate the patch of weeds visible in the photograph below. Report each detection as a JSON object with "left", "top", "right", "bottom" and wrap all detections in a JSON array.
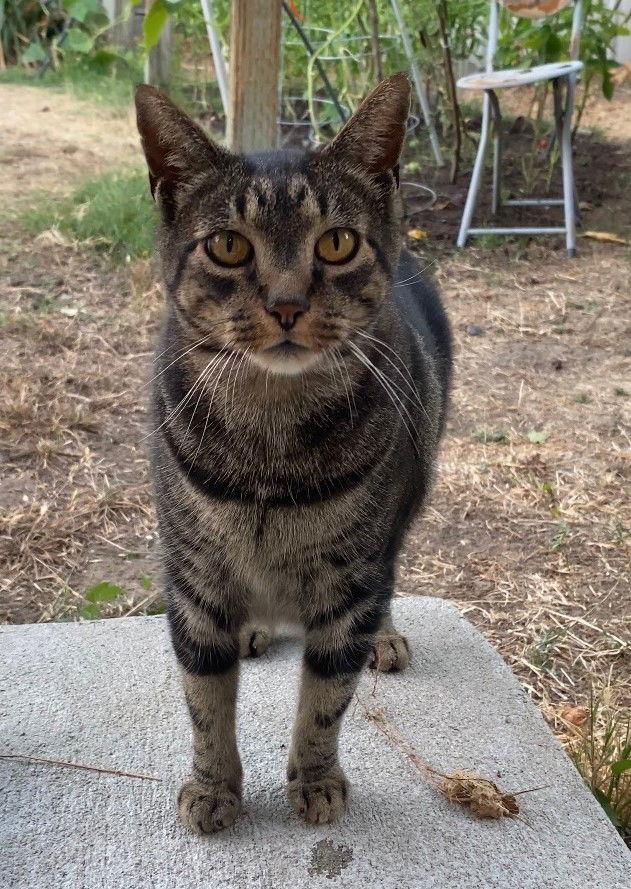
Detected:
[
  {"left": 80, "top": 581, "right": 125, "bottom": 620},
  {"left": 564, "top": 682, "right": 631, "bottom": 848},
  {"left": 574, "top": 392, "right": 591, "bottom": 404},
  {"left": 542, "top": 480, "right": 560, "bottom": 516},
  {"left": 474, "top": 233, "right": 504, "bottom": 249},
  {"left": 0, "top": 58, "right": 142, "bottom": 110},
  {"left": 144, "top": 601, "right": 167, "bottom": 616},
  {"left": 552, "top": 325, "right": 568, "bottom": 335},
  {"left": 527, "top": 430, "right": 548, "bottom": 444},
  {"left": 613, "top": 522, "right": 629, "bottom": 546},
  {"left": 19, "top": 170, "right": 155, "bottom": 261},
  {"left": 551, "top": 521, "right": 571, "bottom": 551},
  {"left": 472, "top": 428, "right": 509, "bottom": 444},
  {"left": 526, "top": 627, "right": 566, "bottom": 672},
  {"left": 140, "top": 574, "right": 153, "bottom": 592},
  {"left": 614, "top": 386, "right": 629, "bottom": 398}
]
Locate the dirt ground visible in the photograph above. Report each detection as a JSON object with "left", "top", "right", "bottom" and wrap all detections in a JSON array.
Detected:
[{"left": 1, "top": 82, "right": 629, "bottom": 724}]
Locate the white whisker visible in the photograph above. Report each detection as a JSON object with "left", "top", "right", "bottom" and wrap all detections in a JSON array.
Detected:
[
  {"left": 354, "top": 330, "right": 431, "bottom": 424},
  {"left": 141, "top": 342, "right": 234, "bottom": 443},
  {"left": 347, "top": 341, "right": 419, "bottom": 455},
  {"left": 392, "top": 258, "right": 436, "bottom": 288},
  {"left": 332, "top": 346, "right": 354, "bottom": 427}
]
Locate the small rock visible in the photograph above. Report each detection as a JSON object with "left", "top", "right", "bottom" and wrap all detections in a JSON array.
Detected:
[
  {"left": 466, "top": 325, "right": 485, "bottom": 337},
  {"left": 40, "top": 106, "right": 50, "bottom": 112}
]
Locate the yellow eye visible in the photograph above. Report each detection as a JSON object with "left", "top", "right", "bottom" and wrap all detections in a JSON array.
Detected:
[
  {"left": 315, "top": 228, "right": 359, "bottom": 264},
  {"left": 206, "top": 230, "right": 253, "bottom": 267}
]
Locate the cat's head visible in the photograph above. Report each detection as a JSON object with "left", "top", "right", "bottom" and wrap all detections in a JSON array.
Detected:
[{"left": 135, "top": 74, "right": 410, "bottom": 376}]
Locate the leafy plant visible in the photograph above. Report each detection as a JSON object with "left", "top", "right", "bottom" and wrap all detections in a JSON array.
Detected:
[
  {"left": 551, "top": 520, "right": 571, "bottom": 551},
  {"left": 80, "top": 581, "right": 124, "bottom": 619},
  {"left": 473, "top": 428, "right": 509, "bottom": 444},
  {"left": 564, "top": 681, "right": 631, "bottom": 846},
  {"left": 526, "top": 626, "right": 566, "bottom": 671}
]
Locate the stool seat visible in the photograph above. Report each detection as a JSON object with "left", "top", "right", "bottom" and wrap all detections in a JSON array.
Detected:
[{"left": 457, "top": 60, "right": 583, "bottom": 90}]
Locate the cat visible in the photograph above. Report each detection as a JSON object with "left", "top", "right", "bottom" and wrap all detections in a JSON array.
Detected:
[{"left": 135, "top": 72, "right": 452, "bottom": 835}]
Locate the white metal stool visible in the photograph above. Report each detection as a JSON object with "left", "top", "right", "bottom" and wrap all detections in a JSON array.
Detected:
[{"left": 456, "top": 0, "right": 584, "bottom": 256}]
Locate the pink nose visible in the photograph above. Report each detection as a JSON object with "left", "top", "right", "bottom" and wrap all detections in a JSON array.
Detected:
[{"left": 267, "top": 302, "right": 306, "bottom": 332}]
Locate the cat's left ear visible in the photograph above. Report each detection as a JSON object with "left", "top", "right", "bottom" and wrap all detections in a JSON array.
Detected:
[
  {"left": 324, "top": 72, "right": 410, "bottom": 182},
  {"left": 135, "top": 85, "right": 224, "bottom": 206}
]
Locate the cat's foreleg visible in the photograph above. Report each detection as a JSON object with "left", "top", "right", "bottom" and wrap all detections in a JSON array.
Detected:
[
  {"left": 287, "top": 583, "right": 384, "bottom": 824},
  {"left": 168, "top": 593, "right": 243, "bottom": 835}
]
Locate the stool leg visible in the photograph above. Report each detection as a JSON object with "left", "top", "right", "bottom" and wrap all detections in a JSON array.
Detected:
[
  {"left": 457, "top": 91, "right": 492, "bottom": 248},
  {"left": 554, "top": 77, "right": 578, "bottom": 257},
  {"left": 489, "top": 90, "right": 502, "bottom": 217}
]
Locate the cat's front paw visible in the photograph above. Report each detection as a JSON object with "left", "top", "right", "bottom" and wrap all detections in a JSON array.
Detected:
[
  {"left": 370, "top": 630, "right": 410, "bottom": 672},
  {"left": 287, "top": 768, "right": 349, "bottom": 825},
  {"left": 177, "top": 779, "right": 241, "bottom": 835}
]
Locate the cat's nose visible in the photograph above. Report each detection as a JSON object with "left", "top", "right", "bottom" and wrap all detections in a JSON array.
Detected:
[{"left": 266, "top": 297, "right": 309, "bottom": 332}]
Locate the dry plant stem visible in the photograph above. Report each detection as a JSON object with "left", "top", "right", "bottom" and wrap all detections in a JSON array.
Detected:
[
  {"left": 436, "top": 0, "right": 462, "bottom": 183},
  {"left": 0, "top": 753, "right": 161, "bottom": 781},
  {"left": 366, "top": 0, "right": 383, "bottom": 82}
]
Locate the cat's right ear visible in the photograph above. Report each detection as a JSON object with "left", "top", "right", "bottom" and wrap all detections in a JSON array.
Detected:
[{"left": 135, "top": 85, "right": 223, "bottom": 211}]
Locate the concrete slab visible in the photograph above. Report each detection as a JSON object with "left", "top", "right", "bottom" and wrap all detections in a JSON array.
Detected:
[{"left": 1, "top": 599, "right": 628, "bottom": 889}]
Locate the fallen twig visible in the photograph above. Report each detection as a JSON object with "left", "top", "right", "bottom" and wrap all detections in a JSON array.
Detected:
[
  {"left": 0, "top": 753, "right": 160, "bottom": 781},
  {"left": 359, "top": 700, "right": 545, "bottom": 820}
]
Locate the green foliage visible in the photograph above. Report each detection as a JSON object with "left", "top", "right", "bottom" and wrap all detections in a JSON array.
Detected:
[
  {"left": 2, "top": 0, "right": 125, "bottom": 70},
  {"left": 527, "top": 430, "right": 548, "bottom": 444},
  {"left": 472, "top": 428, "right": 509, "bottom": 444},
  {"left": 551, "top": 520, "right": 571, "bottom": 550},
  {"left": 566, "top": 683, "right": 631, "bottom": 844},
  {"left": 80, "top": 581, "right": 124, "bottom": 619},
  {"left": 20, "top": 170, "right": 155, "bottom": 260},
  {"left": 496, "top": 0, "right": 630, "bottom": 99},
  {"left": 526, "top": 626, "right": 566, "bottom": 671}
]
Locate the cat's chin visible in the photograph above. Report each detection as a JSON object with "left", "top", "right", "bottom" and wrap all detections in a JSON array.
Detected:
[{"left": 249, "top": 349, "right": 322, "bottom": 377}]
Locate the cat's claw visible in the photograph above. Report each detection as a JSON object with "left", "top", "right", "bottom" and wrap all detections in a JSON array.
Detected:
[
  {"left": 177, "top": 779, "right": 241, "bottom": 835},
  {"left": 370, "top": 631, "right": 411, "bottom": 672},
  {"left": 239, "top": 624, "right": 272, "bottom": 659},
  {"left": 288, "top": 770, "right": 349, "bottom": 825}
]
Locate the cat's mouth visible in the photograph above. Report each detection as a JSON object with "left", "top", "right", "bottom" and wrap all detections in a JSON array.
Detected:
[
  {"left": 265, "top": 339, "right": 309, "bottom": 356},
  {"left": 251, "top": 336, "right": 321, "bottom": 376}
]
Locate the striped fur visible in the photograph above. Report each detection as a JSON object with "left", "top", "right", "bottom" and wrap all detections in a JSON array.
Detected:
[{"left": 136, "top": 74, "right": 452, "bottom": 833}]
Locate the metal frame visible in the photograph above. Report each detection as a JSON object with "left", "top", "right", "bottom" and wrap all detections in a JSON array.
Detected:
[{"left": 456, "top": 0, "right": 583, "bottom": 256}]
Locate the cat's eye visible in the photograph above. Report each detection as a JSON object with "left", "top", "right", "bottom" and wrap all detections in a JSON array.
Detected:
[
  {"left": 205, "top": 230, "right": 253, "bottom": 267},
  {"left": 315, "top": 228, "right": 359, "bottom": 265}
]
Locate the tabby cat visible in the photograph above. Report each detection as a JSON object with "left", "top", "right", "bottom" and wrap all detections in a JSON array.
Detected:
[{"left": 135, "top": 72, "right": 452, "bottom": 835}]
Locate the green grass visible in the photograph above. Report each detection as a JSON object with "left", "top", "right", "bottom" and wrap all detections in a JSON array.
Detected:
[
  {"left": 0, "top": 57, "right": 142, "bottom": 110},
  {"left": 565, "top": 683, "right": 631, "bottom": 848},
  {"left": 20, "top": 169, "right": 155, "bottom": 260}
]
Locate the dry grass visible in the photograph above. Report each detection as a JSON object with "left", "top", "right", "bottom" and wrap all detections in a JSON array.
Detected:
[
  {"left": 398, "top": 244, "right": 631, "bottom": 715},
  {"left": 0, "top": 230, "right": 160, "bottom": 621}
]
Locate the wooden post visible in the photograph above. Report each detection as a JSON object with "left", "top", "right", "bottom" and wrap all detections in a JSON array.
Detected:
[{"left": 228, "top": 0, "right": 282, "bottom": 153}]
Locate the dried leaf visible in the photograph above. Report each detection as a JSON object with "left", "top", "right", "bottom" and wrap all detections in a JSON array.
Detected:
[
  {"left": 407, "top": 228, "right": 428, "bottom": 240},
  {"left": 578, "top": 201, "right": 593, "bottom": 211},
  {"left": 581, "top": 231, "right": 629, "bottom": 246},
  {"left": 432, "top": 199, "right": 452, "bottom": 211},
  {"left": 561, "top": 705, "right": 589, "bottom": 727},
  {"left": 433, "top": 770, "right": 520, "bottom": 819}
]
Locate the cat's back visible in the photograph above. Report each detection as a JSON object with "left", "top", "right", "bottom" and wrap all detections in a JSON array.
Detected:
[{"left": 391, "top": 250, "right": 452, "bottom": 413}]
